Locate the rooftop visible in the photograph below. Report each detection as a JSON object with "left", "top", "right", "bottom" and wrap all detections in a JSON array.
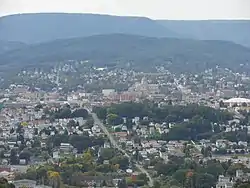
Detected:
[{"left": 224, "top": 98, "right": 250, "bottom": 103}]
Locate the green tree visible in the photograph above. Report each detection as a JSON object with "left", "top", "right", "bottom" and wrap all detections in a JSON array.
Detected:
[
  {"left": 71, "top": 108, "right": 88, "bottom": 118},
  {"left": 19, "top": 150, "right": 32, "bottom": 162},
  {"left": 55, "top": 107, "right": 71, "bottom": 119},
  {"left": 153, "top": 181, "right": 161, "bottom": 188},
  {"left": 93, "top": 107, "right": 107, "bottom": 119},
  {"left": 118, "top": 178, "right": 127, "bottom": 188},
  {"left": 115, "top": 127, "right": 122, "bottom": 132},
  {"left": 107, "top": 113, "right": 123, "bottom": 125},
  {"left": 48, "top": 134, "right": 69, "bottom": 147},
  {"left": 110, "top": 156, "right": 129, "bottom": 170},
  {"left": 34, "top": 128, "right": 38, "bottom": 135},
  {"left": 227, "top": 163, "right": 246, "bottom": 177},
  {"left": 69, "top": 135, "right": 92, "bottom": 153},
  {"left": 137, "top": 173, "right": 149, "bottom": 185},
  {"left": 195, "top": 173, "right": 216, "bottom": 188},
  {"left": 67, "top": 120, "right": 76, "bottom": 127},
  {"left": 201, "top": 160, "right": 224, "bottom": 178},
  {"left": 219, "top": 101, "right": 226, "bottom": 108},
  {"left": 42, "top": 151, "right": 50, "bottom": 161},
  {"left": 172, "top": 169, "right": 189, "bottom": 185},
  {"left": 100, "top": 148, "right": 115, "bottom": 160},
  {"left": 201, "top": 146, "right": 212, "bottom": 157},
  {"left": 0, "top": 177, "right": 15, "bottom": 188},
  {"left": 84, "top": 117, "right": 94, "bottom": 128},
  {"left": 83, "top": 149, "right": 93, "bottom": 164},
  {"left": 10, "top": 149, "right": 19, "bottom": 165},
  {"left": 155, "top": 162, "right": 179, "bottom": 176}
]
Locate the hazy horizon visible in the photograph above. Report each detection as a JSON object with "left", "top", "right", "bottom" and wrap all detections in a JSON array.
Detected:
[
  {"left": 0, "top": 0, "right": 250, "bottom": 20},
  {"left": 1, "top": 12, "right": 250, "bottom": 21}
]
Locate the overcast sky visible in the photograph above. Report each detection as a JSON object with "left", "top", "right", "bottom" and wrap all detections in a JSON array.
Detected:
[{"left": 0, "top": 0, "right": 250, "bottom": 20}]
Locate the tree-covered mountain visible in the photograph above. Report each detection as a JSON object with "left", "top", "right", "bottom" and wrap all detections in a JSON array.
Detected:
[
  {"left": 0, "top": 34, "right": 250, "bottom": 73},
  {"left": 158, "top": 20, "right": 250, "bottom": 47},
  {"left": 0, "top": 40, "right": 26, "bottom": 54},
  {"left": 1, "top": 13, "right": 250, "bottom": 47},
  {"left": 0, "top": 13, "right": 178, "bottom": 44}
]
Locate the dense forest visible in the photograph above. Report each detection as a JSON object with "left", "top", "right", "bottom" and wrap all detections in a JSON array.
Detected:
[{"left": 0, "top": 34, "right": 250, "bottom": 74}]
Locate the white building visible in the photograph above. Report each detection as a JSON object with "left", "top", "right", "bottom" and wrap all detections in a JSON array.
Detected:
[
  {"left": 224, "top": 98, "right": 250, "bottom": 107},
  {"left": 60, "top": 143, "right": 73, "bottom": 153},
  {"left": 102, "top": 89, "right": 115, "bottom": 97}
]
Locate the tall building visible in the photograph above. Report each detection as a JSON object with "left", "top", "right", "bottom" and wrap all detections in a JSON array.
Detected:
[{"left": 129, "top": 77, "right": 159, "bottom": 96}]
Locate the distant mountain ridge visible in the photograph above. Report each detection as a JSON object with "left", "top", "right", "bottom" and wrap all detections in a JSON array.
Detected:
[
  {"left": 0, "top": 13, "right": 250, "bottom": 47},
  {"left": 0, "top": 34, "right": 249, "bottom": 73},
  {"left": 0, "top": 40, "right": 26, "bottom": 54},
  {"left": 0, "top": 13, "right": 250, "bottom": 75},
  {"left": 0, "top": 13, "right": 178, "bottom": 44},
  {"left": 157, "top": 20, "right": 250, "bottom": 47}
]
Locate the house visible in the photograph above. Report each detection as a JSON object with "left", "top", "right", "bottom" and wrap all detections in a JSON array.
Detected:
[
  {"left": 19, "top": 159, "right": 27, "bottom": 165},
  {"left": 0, "top": 166, "right": 14, "bottom": 180},
  {"left": 141, "top": 142, "right": 151, "bottom": 148},
  {"left": 104, "top": 142, "right": 111, "bottom": 148},
  {"left": 60, "top": 143, "right": 73, "bottom": 153},
  {"left": 121, "top": 125, "right": 128, "bottom": 132},
  {"left": 216, "top": 175, "right": 233, "bottom": 188},
  {"left": 216, "top": 140, "right": 228, "bottom": 148},
  {"left": 0, "top": 171, "right": 14, "bottom": 180},
  {"left": 112, "top": 132, "right": 127, "bottom": 138},
  {"left": 0, "top": 166, "right": 11, "bottom": 173},
  {"left": 235, "top": 169, "right": 250, "bottom": 181},
  {"left": 149, "top": 127, "right": 155, "bottom": 135},
  {"left": 236, "top": 170, "right": 244, "bottom": 178},
  {"left": 35, "top": 186, "right": 52, "bottom": 188},
  {"left": 126, "top": 141, "right": 134, "bottom": 150},
  {"left": 41, "top": 142, "right": 46, "bottom": 148},
  {"left": 149, "top": 141, "right": 161, "bottom": 149},
  {"left": 92, "top": 125, "right": 101, "bottom": 134},
  {"left": 200, "top": 139, "right": 211, "bottom": 147},
  {"left": 146, "top": 148, "right": 158, "bottom": 155},
  {"left": 143, "top": 158, "right": 150, "bottom": 166},
  {"left": 12, "top": 179, "right": 37, "bottom": 188},
  {"left": 133, "top": 117, "right": 140, "bottom": 125},
  {"left": 139, "top": 151, "right": 148, "bottom": 159},
  {"left": 238, "top": 141, "right": 248, "bottom": 147},
  {"left": 71, "top": 175, "right": 114, "bottom": 187},
  {"left": 224, "top": 98, "right": 250, "bottom": 107},
  {"left": 52, "top": 151, "right": 60, "bottom": 159},
  {"left": 7, "top": 141, "right": 16, "bottom": 149},
  {"left": 103, "top": 160, "right": 109, "bottom": 165}
]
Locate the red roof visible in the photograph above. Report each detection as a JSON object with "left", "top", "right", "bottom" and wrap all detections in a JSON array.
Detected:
[
  {"left": 112, "top": 132, "right": 128, "bottom": 137},
  {"left": 0, "top": 167, "right": 11, "bottom": 173}
]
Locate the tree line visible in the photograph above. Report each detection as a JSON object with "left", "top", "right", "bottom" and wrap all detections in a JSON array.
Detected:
[
  {"left": 153, "top": 155, "right": 250, "bottom": 188},
  {"left": 93, "top": 101, "right": 233, "bottom": 141}
]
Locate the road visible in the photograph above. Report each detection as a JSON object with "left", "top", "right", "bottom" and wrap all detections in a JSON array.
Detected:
[
  {"left": 91, "top": 112, "right": 154, "bottom": 187},
  {"left": 91, "top": 113, "right": 129, "bottom": 158}
]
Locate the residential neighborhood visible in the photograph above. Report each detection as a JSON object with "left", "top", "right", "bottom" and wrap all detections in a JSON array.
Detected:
[{"left": 1, "top": 64, "right": 250, "bottom": 188}]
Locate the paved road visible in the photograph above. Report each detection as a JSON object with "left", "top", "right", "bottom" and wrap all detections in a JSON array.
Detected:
[
  {"left": 91, "top": 112, "right": 154, "bottom": 187},
  {"left": 135, "top": 164, "right": 154, "bottom": 186},
  {"left": 91, "top": 113, "right": 129, "bottom": 158}
]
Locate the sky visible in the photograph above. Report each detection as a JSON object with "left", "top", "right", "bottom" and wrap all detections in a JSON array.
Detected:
[{"left": 0, "top": 0, "right": 250, "bottom": 20}]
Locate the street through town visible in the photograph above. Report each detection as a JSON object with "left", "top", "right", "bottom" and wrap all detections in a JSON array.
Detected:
[{"left": 91, "top": 112, "right": 154, "bottom": 187}]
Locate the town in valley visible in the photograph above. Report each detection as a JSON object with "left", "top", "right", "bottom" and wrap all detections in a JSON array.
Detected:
[
  {"left": 0, "top": 9, "right": 250, "bottom": 188},
  {"left": 1, "top": 63, "right": 250, "bottom": 188}
]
